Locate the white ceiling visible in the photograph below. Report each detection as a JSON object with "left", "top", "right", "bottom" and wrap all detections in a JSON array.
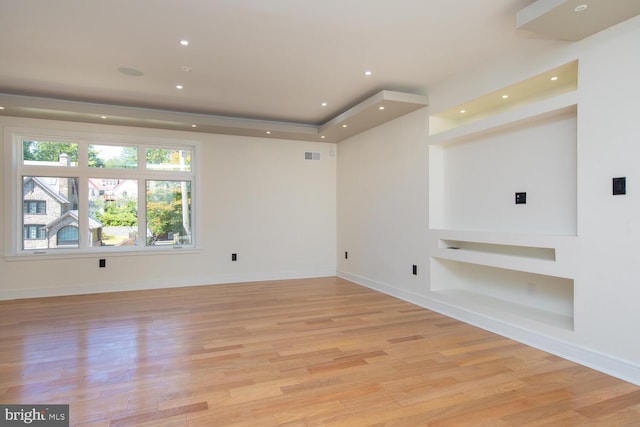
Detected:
[{"left": 0, "top": 1, "right": 635, "bottom": 141}]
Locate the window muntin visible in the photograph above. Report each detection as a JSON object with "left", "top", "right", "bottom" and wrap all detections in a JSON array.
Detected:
[{"left": 9, "top": 132, "right": 197, "bottom": 255}]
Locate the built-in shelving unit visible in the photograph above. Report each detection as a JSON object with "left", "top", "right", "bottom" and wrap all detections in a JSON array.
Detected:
[
  {"left": 429, "top": 61, "right": 577, "bottom": 137},
  {"left": 440, "top": 240, "right": 555, "bottom": 261},
  {"left": 427, "top": 60, "right": 579, "bottom": 332},
  {"left": 429, "top": 229, "right": 576, "bottom": 331}
]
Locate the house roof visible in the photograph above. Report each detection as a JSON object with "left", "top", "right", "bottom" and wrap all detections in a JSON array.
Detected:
[
  {"left": 45, "top": 210, "right": 103, "bottom": 231},
  {"left": 26, "top": 177, "right": 70, "bottom": 205}
]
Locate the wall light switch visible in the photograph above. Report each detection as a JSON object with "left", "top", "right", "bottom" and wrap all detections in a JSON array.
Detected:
[
  {"left": 515, "top": 192, "right": 527, "bottom": 204},
  {"left": 613, "top": 177, "right": 626, "bottom": 195}
]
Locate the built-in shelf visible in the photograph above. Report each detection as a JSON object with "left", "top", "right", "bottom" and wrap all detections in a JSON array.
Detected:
[
  {"left": 428, "top": 92, "right": 577, "bottom": 146},
  {"left": 441, "top": 239, "right": 556, "bottom": 261},
  {"left": 431, "top": 258, "right": 574, "bottom": 331},
  {"left": 430, "top": 288, "right": 574, "bottom": 331},
  {"left": 427, "top": 61, "right": 579, "bottom": 334},
  {"left": 429, "top": 60, "right": 577, "bottom": 137},
  {"left": 430, "top": 229, "right": 575, "bottom": 279}
]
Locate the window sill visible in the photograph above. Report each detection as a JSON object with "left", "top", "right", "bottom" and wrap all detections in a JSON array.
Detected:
[{"left": 3, "top": 246, "right": 203, "bottom": 261}]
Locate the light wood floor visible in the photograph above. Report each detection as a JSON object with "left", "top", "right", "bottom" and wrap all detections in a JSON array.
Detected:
[{"left": 1, "top": 277, "right": 639, "bottom": 426}]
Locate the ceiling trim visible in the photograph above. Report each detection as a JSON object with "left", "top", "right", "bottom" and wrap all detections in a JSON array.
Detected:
[
  {"left": 517, "top": 0, "right": 640, "bottom": 41},
  {"left": 0, "top": 91, "right": 428, "bottom": 143}
]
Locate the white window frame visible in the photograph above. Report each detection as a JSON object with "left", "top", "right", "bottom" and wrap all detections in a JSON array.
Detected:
[{"left": 3, "top": 127, "right": 201, "bottom": 258}]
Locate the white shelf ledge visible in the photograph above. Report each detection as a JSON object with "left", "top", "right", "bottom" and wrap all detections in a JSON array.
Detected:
[
  {"left": 441, "top": 239, "right": 556, "bottom": 261},
  {"left": 430, "top": 289, "right": 573, "bottom": 331},
  {"left": 429, "top": 229, "right": 576, "bottom": 278},
  {"left": 428, "top": 91, "right": 577, "bottom": 146}
]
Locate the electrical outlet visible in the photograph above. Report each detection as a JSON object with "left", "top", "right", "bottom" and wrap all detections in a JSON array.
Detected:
[
  {"left": 613, "top": 177, "right": 626, "bottom": 195},
  {"left": 231, "top": 253, "right": 237, "bottom": 261},
  {"left": 345, "top": 251, "right": 348, "bottom": 259},
  {"left": 515, "top": 192, "right": 527, "bottom": 204},
  {"left": 412, "top": 264, "right": 417, "bottom": 275},
  {"left": 99, "top": 259, "right": 106, "bottom": 268}
]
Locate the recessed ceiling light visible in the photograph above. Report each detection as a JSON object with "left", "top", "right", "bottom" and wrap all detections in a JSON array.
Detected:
[
  {"left": 180, "top": 40, "right": 189, "bottom": 46},
  {"left": 550, "top": 76, "right": 559, "bottom": 81},
  {"left": 321, "top": 102, "right": 327, "bottom": 107},
  {"left": 191, "top": 124, "right": 197, "bottom": 128},
  {"left": 321, "top": 135, "right": 325, "bottom": 139},
  {"left": 574, "top": 4, "right": 588, "bottom": 12},
  {"left": 364, "top": 70, "right": 372, "bottom": 76},
  {"left": 0, "top": 106, "right": 5, "bottom": 110},
  {"left": 176, "top": 84, "right": 184, "bottom": 90},
  {"left": 342, "top": 124, "right": 348, "bottom": 128},
  {"left": 378, "top": 106, "right": 385, "bottom": 110},
  {"left": 100, "top": 115, "right": 107, "bottom": 119},
  {"left": 501, "top": 94, "right": 509, "bottom": 99},
  {"left": 460, "top": 109, "right": 466, "bottom": 114},
  {"left": 266, "top": 131, "right": 271, "bottom": 135}
]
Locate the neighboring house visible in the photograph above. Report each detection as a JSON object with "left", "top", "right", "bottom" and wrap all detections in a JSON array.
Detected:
[
  {"left": 46, "top": 210, "right": 103, "bottom": 248},
  {"left": 112, "top": 179, "right": 138, "bottom": 200},
  {"left": 88, "top": 178, "right": 137, "bottom": 202},
  {"left": 22, "top": 175, "right": 103, "bottom": 249}
]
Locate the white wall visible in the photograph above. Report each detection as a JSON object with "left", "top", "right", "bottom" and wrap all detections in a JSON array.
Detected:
[
  {"left": 574, "top": 16, "right": 640, "bottom": 366},
  {"left": 337, "top": 109, "right": 429, "bottom": 296},
  {"left": 440, "top": 111, "right": 577, "bottom": 234},
  {"left": 0, "top": 117, "right": 337, "bottom": 299},
  {"left": 338, "top": 15, "right": 640, "bottom": 384}
]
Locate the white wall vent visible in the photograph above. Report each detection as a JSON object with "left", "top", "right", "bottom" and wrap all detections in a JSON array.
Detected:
[{"left": 305, "top": 152, "right": 321, "bottom": 160}]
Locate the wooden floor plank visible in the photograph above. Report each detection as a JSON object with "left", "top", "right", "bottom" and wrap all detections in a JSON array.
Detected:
[{"left": 0, "top": 277, "right": 638, "bottom": 426}]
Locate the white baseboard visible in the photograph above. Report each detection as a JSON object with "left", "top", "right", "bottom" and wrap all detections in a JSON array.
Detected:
[
  {"left": 0, "top": 269, "right": 337, "bottom": 300},
  {"left": 338, "top": 271, "right": 640, "bottom": 386}
]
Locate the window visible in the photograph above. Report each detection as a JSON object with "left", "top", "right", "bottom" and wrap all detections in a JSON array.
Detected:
[
  {"left": 23, "top": 200, "right": 46, "bottom": 214},
  {"left": 57, "top": 226, "right": 79, "bottom": 247},
  {"left": 6, "top": 132, "right": 198, "bottom": 255},
  {"left": 23, "top": 225, "right": 46, "bottom": 240},
  {"left": 146, "top": 180, "right": 191, "bottom": 245}
]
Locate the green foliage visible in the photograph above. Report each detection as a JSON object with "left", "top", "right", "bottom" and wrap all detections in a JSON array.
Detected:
[
  {"left": 116, "top": 147, "right": 138, "bottom": 168},
  {"left": 114, "top": 147, "right": 191, "bottom": 170},
  {"left": 95, "top": 200, "right": 138, "bottom": 226},
  {"left": 23, "top": 140, "right": 104, "bottom": 167},
  {"left": 146, "top": 182, "right": 191, "bottom": 241},
  {"left": 146, "top": 148, "right": 173, "bottom": 165},
  {"left": 146, "top": 200, "right": 185, "bottom": 238},
  {"left": 23, "top": 140, "right": 36, "bottom": 161},
  {"left": 23, "top": 140, "right": 78, "bottom": 163},
  {"left": 88, "top": 146, "right": 106, "bottom": 168}
]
